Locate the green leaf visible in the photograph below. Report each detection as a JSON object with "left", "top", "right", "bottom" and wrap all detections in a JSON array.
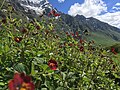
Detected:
[
  {"left": 5, "top": 45, "right": 9, "bottom": 52},
  {"left": 61, "top": 72, "right": 66, "bottom": 80},
  {"left": 0, "top": 82, "right": 4, "bottom": 86},
  {"left": 14, "top": 63, "right": 25, "bottom": 73},
  {"left": 56, "top": 87, "right": 64, "bottom": 90},
  {"left": 41, "top": 64, "right": 48, "bottom": 71},
  {"left": 31, "top": 62, "right": 35, "bottom": 76},
  {"left": 45, "top": 81, "right": 51, "bottom": 88},
  {"left": 41, "top": 88, "right": 48, "bottom": 90}
]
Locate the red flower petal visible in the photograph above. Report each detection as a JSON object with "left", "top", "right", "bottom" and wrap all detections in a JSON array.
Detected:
[
  {"left": 20, "top": 73, "right": 31, "bottom": 83},
  {"left": 51, "top": 10, "right": 56, "bottom": 15},
  {"left": 13, "top": 73, "right": 23, "bottom": 87},
  {"left": 113, "top": 51, "right": 117, "bottom": 55},
  {"left": 8, "top": 73, "right": 23, "bottom": 90},
  {"left": 111, "top": 48, "right": 117, "bottom": 55},
  {"left": 111, "top": 48, "right": 115, "bottom": 52},
  {"left": 8, "top": 80, "right": 15, "bottom": 90},
  {"left": 48, "top": 10, "right": 60, "bottom": 17},
  {"left": 27, "top": 82, "right": 35, "bottom": 90},
  {"left": 23, "top": 75, "right": 31, "bottom": 83},
  {"left": 70, "top": 32, "right": 74, "bottom": 36},
  {"left": 80, "top": 39, "right": 85, "bottom": 44},
  {"left": 20, "top": 73, "right": 25, "bottom": 79},
  {"left": 54, "top": 13, "right": 60, "bottom": 17}
]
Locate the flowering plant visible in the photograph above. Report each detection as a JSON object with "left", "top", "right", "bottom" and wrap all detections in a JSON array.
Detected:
[{"left": 8, "top": 73, "right": 34, "bottom": 90}]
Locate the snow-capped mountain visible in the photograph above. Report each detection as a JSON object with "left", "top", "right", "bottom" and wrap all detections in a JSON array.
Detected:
[{"left": 10, "top": 0, "right": 55, "bottom": 15}]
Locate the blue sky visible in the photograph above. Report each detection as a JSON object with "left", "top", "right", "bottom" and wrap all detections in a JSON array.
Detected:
[
  {"left": 48, "top": 0, "right": 120, "bottom": 28},
  {"left": 48, "top": 0, "right": 84, "bottom": 13}
]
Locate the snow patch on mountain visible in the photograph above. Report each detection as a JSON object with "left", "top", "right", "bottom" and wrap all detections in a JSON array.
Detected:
[
  {"left": 20, "top": 4, "right": 45, "bottom": 15},
  {"left": 19, "top": 0, "right": 53, "bottom": 15},
  {"left": 20, "top": 0, "right": 41, "bottom": 4}
]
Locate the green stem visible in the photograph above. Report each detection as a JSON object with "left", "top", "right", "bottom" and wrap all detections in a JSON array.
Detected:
[
  {"left": 91, "top": 64, "right": 100, "bottom": 80},
  {"left": 0, "top": 0, "right": 6, "bottom": 10},
  {"left": 88, "top": 59, "right": 101, "bottom": 89}
]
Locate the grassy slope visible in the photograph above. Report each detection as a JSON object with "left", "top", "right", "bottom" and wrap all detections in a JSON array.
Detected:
[{"left": 87, "top": 31, "right": 120, "bottom": 46}]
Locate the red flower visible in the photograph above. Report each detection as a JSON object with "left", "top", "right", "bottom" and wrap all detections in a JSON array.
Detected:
[
  {"left": 59, "top": 45, "right": 63, "bottom": 48},
  {"left": 75, "top": 31, "right": 79, "bottom": 37},
  {"left": 80, "top": 46, "right": 84, "bottom": 52},
  {"left": 68, "top": 43, "right": 73, "bottom": 47},
  {"left": 54, "top": 13, "right": 60, "bottom": 17},
  {"left": 45, "top": 30, "right": 49, "bottom": 35},
  {"left": 80, "top": 39, "right": 84, "bottom": 44},
  {"left": 14, "top": 37, "right": 22, "bottom": 43},
  {"left": 66, "top": 32, "right": 69, "bottom": 35},
  {"left": 91, "top": 40, "right": 95, "bottom": 44},
  {"left": 65, "top": 32, "right": 70, "bottom": 37},
  {"left": 111, "top": 48, "right": 115, "bottom": 52},
  {"left": 111, "top": 48, "right": 117, "bottom": 55},
  {"left": 70, "top": 32, "right": 74, "bottom": 36},
  {"left": 48, "top": 59, "right": 58, "bottom": 70},
  {"left": 21, "top": 28, "right": 27, "bottom": 34},
  {"left": 2, "top": 18, "right": 7, "bottom": 24},
  {"left": 48, "top": 10, "right": 60, "bottom": 17},
  {"left": 36, "top": 25, "right": 40, "bottom": 30},
  {"left": 8, "top": 73, "right": 35, "bottom": 90}
]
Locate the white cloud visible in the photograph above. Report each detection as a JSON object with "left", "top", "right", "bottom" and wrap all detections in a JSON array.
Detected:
[
  {"left": 112, "top": 6, "right": 120, "bottom": 10},
  {"left": 96, "top": 12, "right": 120, "bottom": 28},
  {"left": 68, "top": 0, "right": 107, "bottom": 17},
  {"left": 112, "top": 3, "right": 120, "bottom": 10},
  {"left": 68, "top": 0, "right": 120, "bottom": 28},
  {"left": 58, "top": 0, "right": 65, "bottom": 3},
  {"left": 115, "top": 3, "right": 120, "bottom": 6}
]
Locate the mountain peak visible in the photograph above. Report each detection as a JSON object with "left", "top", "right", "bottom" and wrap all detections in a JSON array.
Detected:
[
  {"left": 75, "top": 15, "right": 86, "bottom": 20},
  {"left": 20, "top": 0, "right": 41, "bottom": 4},
  {"left": 11, "top": 0, "right": 54, "bottom": 15}
]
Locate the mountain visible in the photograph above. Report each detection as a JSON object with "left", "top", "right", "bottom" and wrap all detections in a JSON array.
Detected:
[
  {"left": 60, "top": 13, "right": 120, "bottom": 45},
  {"left": 0, "top": 0, "right": 120, "bottom": 46}
]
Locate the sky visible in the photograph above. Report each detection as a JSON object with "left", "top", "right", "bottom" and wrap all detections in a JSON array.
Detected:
[{"left": 48, "top": 0, "right": 120, "bottom": 28}]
